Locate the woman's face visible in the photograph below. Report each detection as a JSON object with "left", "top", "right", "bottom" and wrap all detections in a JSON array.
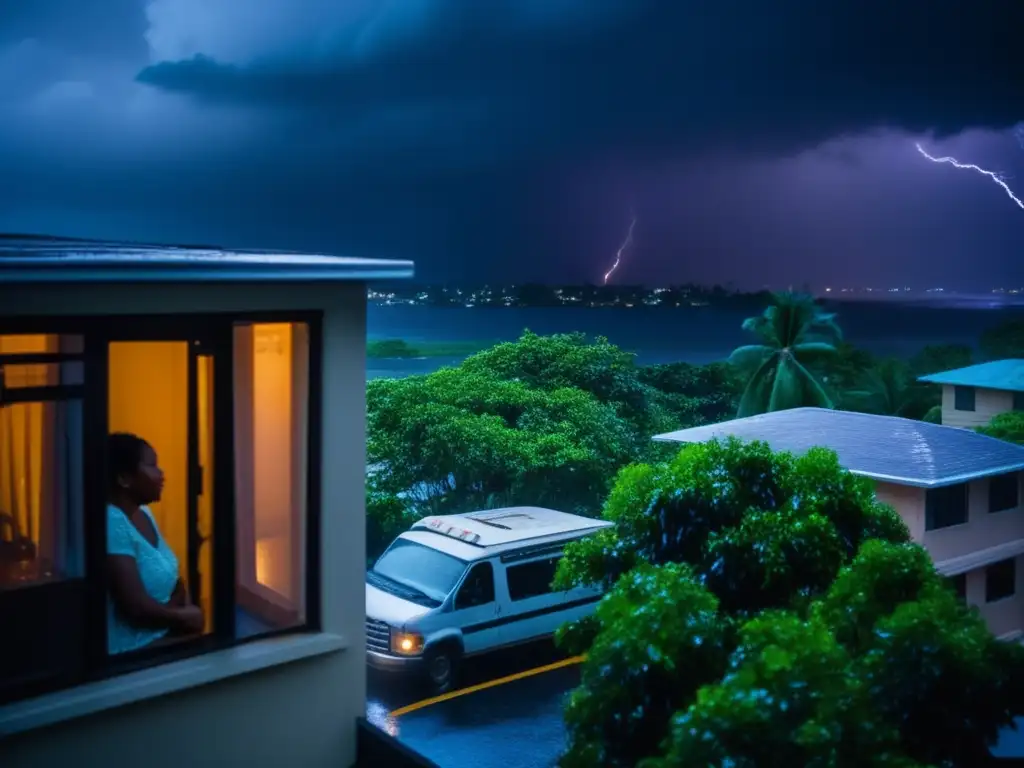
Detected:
[{"left": 125, "top": 443, "right": 165, "bottom": 505}]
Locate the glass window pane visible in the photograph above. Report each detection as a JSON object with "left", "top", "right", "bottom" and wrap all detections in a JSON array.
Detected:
[
  {"left": 234, "top": 322, "right": 309, "bottom": 638},
  {"left": 0, "top": 399, "right": 84, "bottom": 589},
  {"left": 106, "top": 341, "right": 213, "bottom": 655},
  {"left": 0, "top": 334, "right": 83, "bottom": 356},
  {"left": 1, "top": 361, "right": 84, "bottom": 389}
]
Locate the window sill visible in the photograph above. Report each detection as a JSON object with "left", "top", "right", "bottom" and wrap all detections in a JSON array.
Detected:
[{"left": 0, "top": 632, "right": 347, "bottom": 738}]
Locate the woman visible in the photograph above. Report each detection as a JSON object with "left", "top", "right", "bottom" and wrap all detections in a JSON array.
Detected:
[{"left": 107, "top": 432, "right": 204, "bottom": 655}]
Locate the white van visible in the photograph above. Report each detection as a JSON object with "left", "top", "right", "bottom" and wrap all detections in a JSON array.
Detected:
[{"left": 365, "top": 506, "right": 612, "bottom": 691}]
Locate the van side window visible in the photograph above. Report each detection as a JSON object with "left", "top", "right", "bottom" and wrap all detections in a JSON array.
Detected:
[
  {"left": 507, "top": 556, "right": 561, "bottom": 601},
  {"left": 455, "top": 562, "right": 495, "bottom": 609}
]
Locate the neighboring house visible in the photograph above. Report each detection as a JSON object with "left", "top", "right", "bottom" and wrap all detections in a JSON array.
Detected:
[
  {"left": 654, "top": 407, "right": 1024, "bottom": 641},
  {"left": 917, "top": 359, "right": 1024, "bottom": 428},
  {"left": 0, "top": 237, "right": 422, "bottom": 768}
]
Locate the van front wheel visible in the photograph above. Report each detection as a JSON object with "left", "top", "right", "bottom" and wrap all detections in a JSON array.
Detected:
[{"left": 424, "top": 645, "right": 460, "bottom": 693}]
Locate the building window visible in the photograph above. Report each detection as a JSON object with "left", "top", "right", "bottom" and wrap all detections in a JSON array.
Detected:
[
  {"left": 948, "top": 573, "right": 967, "bottom": 602},
  {"left": 989, "top": 473, "right": 1020, "bottom": 514},
  {"left": 925, "top": 483, "right": 969, "bottom": 531},
  {"left": 953, "top": 386, "right": 976, "bottom": 412},
  {"left": 0, "top": 334, "right": 86, "bottom": 703},
  {"left": 1014, "top": 391, "right": 1024, "bottom": 412},
  {"left": 234, "top": 323, "right": 311, "bottom": 638},
  {"left": 0, "top": 315, "right": 321, "bottom": 706},
  {"left": 986, "top": 559, "right": 1016, "bottom": 603},
  {"left": 506, "top": 555, "right": 561, "bottom": 601}
]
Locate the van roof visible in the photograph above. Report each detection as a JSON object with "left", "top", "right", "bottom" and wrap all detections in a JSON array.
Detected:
[{"left": 402, "top": 506, "right": 612, "bottom": 560}]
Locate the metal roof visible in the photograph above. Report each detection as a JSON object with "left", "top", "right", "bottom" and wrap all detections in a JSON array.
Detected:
[
  {"left": 916, "top": 359, "right": 1024, "bottom": 393},
  {"left": 653, "top": 407, "right": 1024, "bottom": 488},
  {"left": 403, "top": 506, "right": 612, "bottom": 560},
  {"left": 0, "top": 234, "right": 413, "bottom": 283}
]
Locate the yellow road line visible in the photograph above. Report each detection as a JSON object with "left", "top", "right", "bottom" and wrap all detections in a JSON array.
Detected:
[{"left": 389, "top": 654, "right": 587, "bottom": 718}]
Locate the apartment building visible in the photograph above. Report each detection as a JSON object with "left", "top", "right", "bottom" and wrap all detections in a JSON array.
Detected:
[
  {"left": 0, "top": 236, "right": 414, "bottom": 768},
  {"left": 654, "top": 407, "right": 1024, "bottom": 640},
  {"left": 918, "top": 359, "right": 1024, "bottom": 428}
]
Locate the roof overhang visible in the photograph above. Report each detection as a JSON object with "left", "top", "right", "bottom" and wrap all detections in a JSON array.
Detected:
[
  {"left": 653, "top": 433, "right": 1024, "bottom": 489},
  {"left": 0, "top": 236, "right": 414, "bottom": 284},
  {"left": 934, "top": 538, "right": 1024, "bottom": 577}
]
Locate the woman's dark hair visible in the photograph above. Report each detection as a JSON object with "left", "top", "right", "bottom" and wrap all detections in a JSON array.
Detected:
[{"left": 107, "top": 432, "right": 148, "bottom": 493}]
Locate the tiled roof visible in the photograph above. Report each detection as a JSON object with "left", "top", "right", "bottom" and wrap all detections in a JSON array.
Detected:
[
  {"left": 917, "top": 359, "right": 1024, "bottom": 393},
  {"left": 0, "top": 234, "right": 414, "bottom": 283},
  {"left": 653, "top": 407, "right": 1024, "bottom": 488}
]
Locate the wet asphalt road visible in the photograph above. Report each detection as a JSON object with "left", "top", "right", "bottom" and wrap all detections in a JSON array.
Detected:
[
  {"left": 366, "top": 640, "right": 579, "bottom": 768},
  {"left": 366, "top": 643, "right": 1024, "bottom": 766}
]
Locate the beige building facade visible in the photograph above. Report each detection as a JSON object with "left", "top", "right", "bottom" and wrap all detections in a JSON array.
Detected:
[
  {"left": 655, "top": 407, "right": 1024, "bottom": 641},
  {"left": 0, "top": 238, "right": 413, "bottom": 768},
  {"left": 917, "top": 360, "right": 1024, "bottom": 429}
]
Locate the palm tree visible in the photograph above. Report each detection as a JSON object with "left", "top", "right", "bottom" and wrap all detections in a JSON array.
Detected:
[
  {"left": 729, "top": 292, "right": 841, "bottom": 418},
  {"left": 844, "top": 358, "right": 917, "bottom": 417}
]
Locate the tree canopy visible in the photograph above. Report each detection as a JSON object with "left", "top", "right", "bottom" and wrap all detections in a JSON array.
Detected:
[
  {"left": 555, "top": 439, "right": 1024, "bottom": 768},
  {"left": 977, "top": 411, "right": 1024, "bottom": 445},
  {"left": 729, "top": 292, "right": 841, "bottom": 417},
  {"left": 365, "top": 331, "right": 743, "bottom": 559}
]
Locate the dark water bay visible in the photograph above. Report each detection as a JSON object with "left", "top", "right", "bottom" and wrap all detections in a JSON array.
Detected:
[{"left": 366, "top": 301, "right": 1024, "bottom": 379}]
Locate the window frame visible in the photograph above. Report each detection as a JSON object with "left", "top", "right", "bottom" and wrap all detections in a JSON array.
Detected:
[
  {"left": 985, "top": 558, "right": 1016, "bottom": 603},
  {"left": 505, "top": 554, "right": 563, "bottom": 602},
  {"left": 0, "top": 311, "right": 323, "bottom": 706},
  {"left": 454, "top": 561, "right": 496, "bottom": 610},
  {"left": 953, "top": 385, "right": 976, "bottom": 412},
  {"left": 924, "top": 483, "right": 969, "bottom": 531},
  {"left": 988, "top": 472, "right": 1020, "bottom": 514}
]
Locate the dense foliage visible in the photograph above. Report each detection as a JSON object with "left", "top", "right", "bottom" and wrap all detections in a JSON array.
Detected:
[
  {"left": 554, "top": 440, "right": 1024, "bottom": 768},
  {"left": 728, "top": 292, "right": 841, "bottom": 416},
  {"left": 978, "top": 411, "right": 1024, "bottom": 445},
  {"left": 362, "top": 300, "right": 1024, "bottom": 760},
  {"left": 365, "top": 331, "right": 742, "bottom": 559}
]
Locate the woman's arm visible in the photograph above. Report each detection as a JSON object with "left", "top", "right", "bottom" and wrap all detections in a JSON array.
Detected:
[
  {"left": 170, "top": 579, "right": 189, "bottom": 607},
  {"left": 107, "top": 555, "right": 198, "bottom": 630}
]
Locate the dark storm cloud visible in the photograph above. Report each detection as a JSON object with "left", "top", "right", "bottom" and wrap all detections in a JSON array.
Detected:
[
  {"left": 138, "top": 0, "right": 1024, "bottom": 167},
  {"left": 2, "top": 0, "right": 1024, "bottom": 285}
]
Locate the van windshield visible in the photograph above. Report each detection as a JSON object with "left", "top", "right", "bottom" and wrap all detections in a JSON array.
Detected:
[{"left": 372, "top": 538, "right": 468, "bottom": 604}]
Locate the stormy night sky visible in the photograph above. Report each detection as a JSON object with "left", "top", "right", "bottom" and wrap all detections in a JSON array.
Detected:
[{"left": 2, "top": 1, "right": 1024, "bottom": 288}]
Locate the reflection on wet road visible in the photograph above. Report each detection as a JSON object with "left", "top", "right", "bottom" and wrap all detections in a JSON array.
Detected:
[{"left": 367, "top": 641, "right": 580, "bottom": 767}]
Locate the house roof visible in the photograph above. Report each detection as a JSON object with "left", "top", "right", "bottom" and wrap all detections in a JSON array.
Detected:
[
  {"left": 916, "top": 359, "right": 1024, "bottom": 393},
  {"left": 0, "top": 234, "right": 413, "bottom": 283},
  {"left": 652, "top": 407, "right": 1024, "bottom": 488}
]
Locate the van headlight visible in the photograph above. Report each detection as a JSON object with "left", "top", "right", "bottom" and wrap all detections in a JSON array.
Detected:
[{"left": 390, "top": 630, "right": 424, "bottom": 656}]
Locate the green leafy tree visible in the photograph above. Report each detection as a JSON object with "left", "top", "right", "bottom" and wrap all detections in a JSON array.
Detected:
[
  {"left": 729, "top": 292, "right": 841, "bottom": 417},
  {"left": 635, "top": 360, "right": 743, "bottom": 424},
  {"left": 460, "top": 331, "right": 685, "bottom": 438},
  {"left": 980, "top": 320, "right": 1024, "bottom": 361},
  {"left": 909, "top": 344, "right": 974, "bottom": 377},
  {"left": 556, "top": 441, "right": 1024, "bottom": 768},
  {"left": 976, "top": 411, "right": 1024, "bottom": 445},
  {"left": 367, "top": 367, "right": 636, "bottom": 517},
  {"left": 554, "top": 439, "right": 908, "bottom": 628},
  {"left": 813, "top": 340, "right": 877, "bottom": 397},
  {"left": 365, "top": 489, "right": 416, "bottom": 565},
  {"left": 559, "top": 564, "right": 731, "bottom": 768},
  {"left": 844, "top": 358, "right": 923, "bottom": 418}
]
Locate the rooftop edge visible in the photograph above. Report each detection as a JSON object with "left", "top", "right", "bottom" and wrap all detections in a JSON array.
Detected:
[{"left": 0, "top": 234, "right": 414, "bottom": 283}]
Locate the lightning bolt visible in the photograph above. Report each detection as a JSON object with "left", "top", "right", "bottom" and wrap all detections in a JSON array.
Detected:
[
  {"left": 603, "top": 210, "right": 637, "bottom": 285},
  {"left": 915, "top": 142, "right": 1024, "bottom": 210}
]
